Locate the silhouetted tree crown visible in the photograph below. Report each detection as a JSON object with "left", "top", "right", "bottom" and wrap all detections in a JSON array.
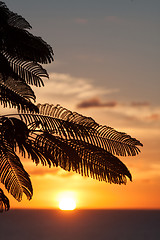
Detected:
[{"left": 0, "top": 1, "right": 142, "bottom": 212}]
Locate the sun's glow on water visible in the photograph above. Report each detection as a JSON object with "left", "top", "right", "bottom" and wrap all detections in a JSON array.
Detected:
[{"left": 58, "top": 192, "right": 77, "bottom": 210}]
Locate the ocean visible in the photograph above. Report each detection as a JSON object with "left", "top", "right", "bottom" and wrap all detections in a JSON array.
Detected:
[{"left": 0, "top": 209, "right": 160, "bottom": 240}]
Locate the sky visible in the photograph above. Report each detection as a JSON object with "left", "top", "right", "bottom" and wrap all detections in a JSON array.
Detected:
[{"left": 2, "top": 0, "right": 160, "bottom": 209}]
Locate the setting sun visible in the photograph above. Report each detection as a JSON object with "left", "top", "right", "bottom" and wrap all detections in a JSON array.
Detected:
[
  {"left": 59, "top": 197, "right": 76, "bottom": 210},
  {"left": 57, "top": 192, "right": 77, "bottom": 210}
]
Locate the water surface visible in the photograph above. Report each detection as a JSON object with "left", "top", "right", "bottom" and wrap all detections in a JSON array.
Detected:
[{"left": 0, "top": 209, "right": 160, "bottom": 240}]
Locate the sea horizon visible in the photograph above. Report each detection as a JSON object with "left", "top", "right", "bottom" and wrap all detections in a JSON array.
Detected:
[
  {"left": 1, "top": 209, "right": 160, "bottom": 240},
  {"left": 9, "top": 207, "right": 160, "bottom": 210}
]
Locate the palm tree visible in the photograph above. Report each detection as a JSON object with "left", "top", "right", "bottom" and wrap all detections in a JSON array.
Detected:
[{"left": 0, "top": 1, "right": 143, "bottom": 212}]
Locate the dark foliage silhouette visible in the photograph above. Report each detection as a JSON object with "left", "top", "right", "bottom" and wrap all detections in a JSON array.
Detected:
[{"left": 0, "top": 1, "right": 143, "bottom": 212}]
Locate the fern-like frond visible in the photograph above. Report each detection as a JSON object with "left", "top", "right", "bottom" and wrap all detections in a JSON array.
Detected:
[
  {"left": 0, "top": 1, "right": 53, "bottom": 64},
  {"left": 1, "top": 115, "right": 131, "bottom": 184},
  {"left": 0, "top": 116, "right": 32, "bottom": 201},
  {"left": 7, "top": 11, "right": 32, "bottom": 30},
  {"left": 0, "top": 188, "right": 10, "bottom": 212},
  {"left": 0, "top": 114, "right": 137, "bottom": 185},
  {"left": 0, "top": 140, "right": 33, "bottom": 201},
  {"left": 1, "top": 117, "right": 29, "bottom": 155},
  {"left": 0, "top": 1, "right": 6, "bottom": 8},
  {"left": 3, "top": 52, "right": 48, "bottom": 86},
  {"left": 0, "top": 1, "right": 10, "bottom": 27},
  {"left": 23, "top": 133, "right": 131, "bottom": 184},
  {"left": 18, "top": 104, "right": 142, "bottom": 156},
  {"left": 0, "top": 75, "right": 36, "bottom": 100},
  {"left": 0, "top": 74, "right": 38, "bottom": 112},
  {"left": 0, "top": 1, "right": 31, "bottom": 30},
  {"left": 1, "top": 25, "right": 54, "bottom": 64}
]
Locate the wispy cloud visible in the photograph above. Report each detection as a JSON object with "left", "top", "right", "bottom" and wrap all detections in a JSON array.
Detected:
[
  {"left": 75, "top": 18, "right": 88, "bottom": 24},
  {"left": 145, "top": 113, "right": 160, "bottom": 121},
  {"left": 77, "top": 97, "right": 117, "bottom": 108},
  {"left": 29, "top": 168, "right": 60, "bottom": 176},
  {"left": 77, "top": 98, "right": 152, "bottom": 110},
  {"left": 115, "top": 105, "right": 160, "bottom": 123},
  {"left": 131, "top": 101, "right": 150, "bottom": 107},
  {"left": 29, "top": 167, "right": 74, "bottom": 178},
  {"left": 33, "top": 72, "right": 160, "bottom": 126},
  {"left": 76, "top": 97, "right": 160, "bottom": 125},
  {"left": 133, "top": 163, "right": 160, "bottom": 181},
  {"left": 34, "top": 73, "right": 119, "bottom": 103},
  {"left": 104, "top": 16, "right": 125, "bottom": 24}
]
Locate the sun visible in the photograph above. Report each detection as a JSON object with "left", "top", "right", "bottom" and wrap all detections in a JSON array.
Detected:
[
  {"left": 58, "top": 192, "right": 77, "bottom": 210},
  {"left": 59, "top": 197, "right": 76, "bottom": 210}
]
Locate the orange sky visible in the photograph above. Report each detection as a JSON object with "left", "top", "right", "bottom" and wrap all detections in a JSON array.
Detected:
[
  {"left": 4, "top": 120, "right": 160, "bottom": 210},
  {"left": 1, "top": 0, "right": 160, "bottom": 210}
]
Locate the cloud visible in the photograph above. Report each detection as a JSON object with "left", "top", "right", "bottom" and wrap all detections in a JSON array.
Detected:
[
  {"left": 118, "top": 105, "right": 160, "bottom": 123},
  {"left": 145, "top": 114, "right": 160, "bottom": 121},
  {"left": 131, "top": 101, "right": 150, "bottom": 107},
  {"left": 76, "top": 53, "right": 104, "bottom": 63},
  {"left": 33, "top": 72, "right": 119, "bottom": 104},
  {"left": 104, "top": 16, "right": 124, "bottom": 24},
  {"left": 29, "top": 166, "right": 75, "bottom": 178},
  {"left": 75, "top": 18, "right": 88, "bottom": 24},
  {"left": 33, "top": 72, "right": 159, "bottom": 126},
  {"left": 77, "top": 97, "right": 117, "bottom": 108},
  {"left": 77, "top": 98, "right": 152, "bottom": 110},
  {"left": 134, "top": 163, "right": 160, "bottom": 181},
  {"left": 58, "top": 171, "right": 75, "bottom": 178},
  {"left": 29, "top": 167, "right": 60, "bottom": 176},
  {"left": 75, "top": 96, "right": 160, "bottom": 127}
]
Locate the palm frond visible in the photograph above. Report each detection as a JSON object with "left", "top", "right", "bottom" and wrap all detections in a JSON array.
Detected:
[
  {"left": 3, "top": 51, "right": 48, "bottom": 86},
  {"left": 0, "top": 188, "right": 10, "bottom": 212},
  {"left": 0, "top": 74, "right": 38, "bottom": 112},
  {"left": 0, "top": 1, "right": 31, "bottom": 30},
  {"left": 0, "top": 1, "right": 10, "bottom": 26},
  {"left": 1, "top": 117, "right": 29, "bottom": 153},
  {"left": 7, "top": 11, "right": 32, "bottom": 30},
  {"left": 0, "top": 117, "right": 33, "bottom": 201},
  {"left": 18, "top": 104, "right": 142, "bottom": 157},
  {"left": 0, "top": 0, "right": 54, "bottom": 64},
  {"left": 0, "top": 51, "right": 12, "bottom": 78},
  {"left": 0, "top": 1, "right": 6, "bottom": 8},
  {"left": 1, "top": 25, "right": 54, "bottom": 64},
  {"left": 0, "top": 139, "right": 33, "bottom": 201},
  {"left": 23, "top": 133, "right": 131, "bottom": 184},
  {"left": 0, "top": 74, "right": 36, "bottom": 100},
  {"left": 0, "top": 115, "right": 133, "bottom": 184}
]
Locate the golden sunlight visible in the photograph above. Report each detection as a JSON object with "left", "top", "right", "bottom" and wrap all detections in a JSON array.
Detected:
[
  {"left": 59, "top": 197, "right": 76, "bottom": 210},
  {"left": 57, "top": 191, "right": 77, "bottom": 210}
]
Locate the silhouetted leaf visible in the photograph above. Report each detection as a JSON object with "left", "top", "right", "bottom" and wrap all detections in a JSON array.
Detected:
[
  {"left": 0, "top": 114, "right": 133, "bottom": 184},
  {"left": 1, "top": 25, "right": 54, "bottom": 64},
  {"left": 0, "top": 74, "right": 38, "bottom": 112},
  {"left": 0, "top": 188, "right": 10, "bottom": 212},
  {"left": 0, "top": 139, "right": 33, "bottom": 201},
  {"left": 3, "top": 51, "right": 49, "bottom": 86},
  {"left": 0, "top": 1, "right": 31, "bottom": 29},
  {"left": 18, "top": 104, "right": 143, "bottom": 157},
  {"left": 1, "top": 117, "right": 29, "bottom": 155},
  {"left": 0, "top": 1, "right": 54, "bottom": 64},
  {"left": 7, "top": 11, "right": 32, "bottom": 29},
  {"left": 22, "top": 133, "right": 131, "bottom": 184}
]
